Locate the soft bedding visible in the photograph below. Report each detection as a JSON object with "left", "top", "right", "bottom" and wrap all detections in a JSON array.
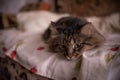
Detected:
[
  {"left": 0, "top": 11, "right": 120, "bottom": 80},
  {"left": 0, "top": 29, "right": 80, "bottom": 80}
]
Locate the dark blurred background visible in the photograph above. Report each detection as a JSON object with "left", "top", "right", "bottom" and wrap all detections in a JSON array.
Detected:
[{"left": 0, "top": 0, "right": 120, "bottom": 29}]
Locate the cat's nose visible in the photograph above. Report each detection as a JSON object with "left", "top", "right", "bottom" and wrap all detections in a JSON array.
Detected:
[{"left": 66, "top": 54, "right": 73, "bottom": 60}]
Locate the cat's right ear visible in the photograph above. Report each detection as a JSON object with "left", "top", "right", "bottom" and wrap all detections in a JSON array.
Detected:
[{"left": 50, "top": 22, "right": 58, "bottom": 38}]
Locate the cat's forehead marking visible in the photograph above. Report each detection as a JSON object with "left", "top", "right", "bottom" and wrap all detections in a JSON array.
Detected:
[{"left": 64, "top": 35, "right": 79, "bottom": 43}]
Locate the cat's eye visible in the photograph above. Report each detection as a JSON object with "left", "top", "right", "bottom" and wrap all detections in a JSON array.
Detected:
[
  {"left": 84, "top": 43, "right": 92, "bottom": 46},
  {"left": 75, "top": 43, "right": 83, "bottom": 49}
]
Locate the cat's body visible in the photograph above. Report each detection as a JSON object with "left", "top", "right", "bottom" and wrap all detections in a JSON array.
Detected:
[
  {"left": 43, "top": 13, "right": 120, "bottom": 60},
  {"left": 43, "top": 17, "right": 104, "bottom": 60}
]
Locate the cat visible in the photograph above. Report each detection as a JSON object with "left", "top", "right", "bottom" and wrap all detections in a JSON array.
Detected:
[{"left": 42, "top": 17, "right": 104, "bottom": 60}]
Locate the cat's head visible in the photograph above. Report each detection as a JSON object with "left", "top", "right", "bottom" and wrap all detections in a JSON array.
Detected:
[{"left": 46, "top": 17, "right": 105, "bottom": 60}]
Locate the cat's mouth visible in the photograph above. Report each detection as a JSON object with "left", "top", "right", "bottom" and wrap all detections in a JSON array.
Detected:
[{"left": 66, "top": 53, "right": 81, "bottom": 60}]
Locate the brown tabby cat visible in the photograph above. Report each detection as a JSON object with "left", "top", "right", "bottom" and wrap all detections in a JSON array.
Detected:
[{"left": 43, "top": 17, "right": 105, "bottom": 60}]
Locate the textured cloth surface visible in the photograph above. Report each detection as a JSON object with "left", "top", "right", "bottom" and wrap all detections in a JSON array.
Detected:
[
  {"left": 0, "top": 11, "right": 120, "bottom": 80},
  {"left": 0, "top": 29, "right": 79, "bottom": 80},
  {"left": 0, "top": 29, "right": 120, "bottom": 80}
]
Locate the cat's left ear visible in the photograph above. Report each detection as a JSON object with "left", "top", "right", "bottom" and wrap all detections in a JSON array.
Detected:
[
  {"left": 81, "top": 22, "right": 98, "bottom": 35},
  {"left": 81, "top": 23, "right": 105, "bottom": 49}
]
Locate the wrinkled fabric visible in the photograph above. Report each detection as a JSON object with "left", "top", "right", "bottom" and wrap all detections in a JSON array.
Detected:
[{"left": 0, "top": 29, "right": 120, "bottom": 80}]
